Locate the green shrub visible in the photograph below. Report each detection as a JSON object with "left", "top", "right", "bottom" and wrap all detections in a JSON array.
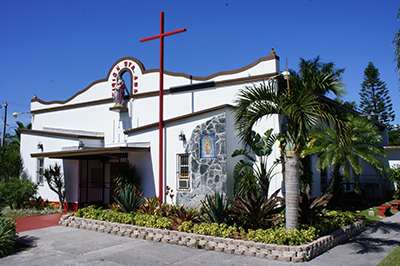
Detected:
[
  {"left": 75, "top": 205, "right": 103, "bottom": 219},
  {"left": 245, "top": 226, "right": 317, "bottom": 245},
  {"left": 134, "top": 213, "right": 172, "bottom": 230},
  {"left": 74, "top": 206, "right": 357, "bottom": 246},
  {"left": 75, "top": 206, "right": 172, "bottom": 230},
  {"left": 0, "top": 176, "right": 38, "bottom": 210},
  {"left": 184, "top": 222, "right": 245, "bottom": 238},
  {"left": 314, "top": 210, "right": 357, "bottom": 236},
  {"left": 0, "top": 218, "right": 17, "bottom": 257}
]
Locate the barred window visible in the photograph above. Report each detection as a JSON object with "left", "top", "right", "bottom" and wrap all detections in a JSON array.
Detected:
[
  {"left": 177, "top": 154, "right": 190, "bottom": 190},
  {"left": 37, "top": 158, "right": 44, "bottom": 186}
]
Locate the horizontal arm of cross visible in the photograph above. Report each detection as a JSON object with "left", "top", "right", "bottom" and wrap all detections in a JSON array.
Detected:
[{"left": 139, "top": 28, "right": 187, "bottom": 42}]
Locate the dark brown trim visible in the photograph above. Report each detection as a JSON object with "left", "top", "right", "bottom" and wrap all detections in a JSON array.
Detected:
[
  {"left": 31, "top": 98, "right": 113, "bottom": 115},
  {"left": 169, "top": 73, "right": 278, "bottom": 94},
  {"left": 31, "top": 72, "right": 275, "bottom": 115},
  {"left": 31, "top": 55, "right": 278, "bottom": 107},
  {"left": 31, "top": 78, "right": 108, "bottom": 105},
  {"left": 19, "top": 128, "right": 104, "bottom": 140},
  {"left": 125, "top": 104, "right": 233, "bottom": 135},
  {"left": 30, "top": 146, "right": 149, "bottom": 159}
]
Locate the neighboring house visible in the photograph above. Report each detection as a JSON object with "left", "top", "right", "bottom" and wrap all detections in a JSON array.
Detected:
[{"left": 20, "top": 49, "right": 284, "bottom": 210}]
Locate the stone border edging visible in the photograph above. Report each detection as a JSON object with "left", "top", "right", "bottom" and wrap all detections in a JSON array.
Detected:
[{"left": 59, "top": 215, "right": 365, "bottom": 262}]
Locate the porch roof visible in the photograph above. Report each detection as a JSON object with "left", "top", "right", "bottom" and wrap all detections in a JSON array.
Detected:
[{"left": 30, "top": 146, "right": 149, "bottom": 159}]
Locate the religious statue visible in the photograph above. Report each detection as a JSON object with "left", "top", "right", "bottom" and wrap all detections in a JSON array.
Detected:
[{"left": 112, "top": 75, "right": 125, "bottom": 106}]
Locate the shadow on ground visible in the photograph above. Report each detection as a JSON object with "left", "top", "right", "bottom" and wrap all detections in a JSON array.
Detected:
[
  {"left": 349, "top": 221, "right": 400, "bottom": 254},
  {"left": 12, "top": 235, "right": 39, "bottom": 254}
]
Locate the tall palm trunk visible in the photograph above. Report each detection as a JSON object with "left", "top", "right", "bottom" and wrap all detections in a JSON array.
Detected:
[
  {"left": 285, "top": 151, "right": 300, "bottom": 231},
  {"left": 327, "top": 165, "right": 341, "bottom": 192}
]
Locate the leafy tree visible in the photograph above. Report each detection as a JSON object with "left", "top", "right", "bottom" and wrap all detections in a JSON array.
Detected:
[
  {"left": 388, "top": 125, "right": 400, "bottom": 146},
  {"left": 43, "top": 163, "right": 66, "bottom": 211},
  {"left": 388, "top": 164, "right": 400, "bottom": 189},
  {"left": 231, "top": 128, "right": 280, "bottom": 197},
  {"left": 394, "top": 8, "right": 400, "bottom": 85},
  {"left": 359, "top": 62, "right": 395, "bottom": 124},
  {"left": 302, "top": 114, "right": 387, "bottom": 198},
  {"left": 0, "top": 145, "right": 23, "bottom": 181},
  {"left": 234, "top": 57, "right": 347, "bottom": 231}
]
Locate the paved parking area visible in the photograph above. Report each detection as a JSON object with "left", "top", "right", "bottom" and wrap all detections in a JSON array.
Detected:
[{"left": 2, "top": 212, "right": 400, "bottom": 265}]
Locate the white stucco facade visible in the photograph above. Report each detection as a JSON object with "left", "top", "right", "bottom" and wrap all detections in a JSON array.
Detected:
[{"left": 20, "top": 49, "right": 285, "bottom": 209}]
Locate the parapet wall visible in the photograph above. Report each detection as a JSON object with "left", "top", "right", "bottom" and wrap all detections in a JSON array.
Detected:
[{"left": 59, "top": 215, "right": 365, "bottom": 263}]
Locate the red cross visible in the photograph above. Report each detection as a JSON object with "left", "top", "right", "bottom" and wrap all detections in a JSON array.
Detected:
[{"left": 140, "top": 12, "right": 186, "bottom": 203}]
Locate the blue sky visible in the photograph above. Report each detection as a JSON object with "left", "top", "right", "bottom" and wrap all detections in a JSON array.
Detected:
[{"left": 0, "top": 0, "right": 399, "bottom": 133}]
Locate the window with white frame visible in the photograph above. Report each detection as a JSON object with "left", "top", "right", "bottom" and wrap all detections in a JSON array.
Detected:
[
  {"left": 177, "top": 153, "right": 190, "bottom": 190},
  {"left": 37, "top": 158, "right": 44, "bottom": 185}
]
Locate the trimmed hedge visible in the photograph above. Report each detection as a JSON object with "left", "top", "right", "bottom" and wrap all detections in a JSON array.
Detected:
[{"left": 75, "top": 205, "right": 172, "bottom": 230}]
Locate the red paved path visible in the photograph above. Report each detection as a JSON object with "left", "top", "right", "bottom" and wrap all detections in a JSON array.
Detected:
[{"left": 15, "top": 212, "right": 74, "bottom": 233}]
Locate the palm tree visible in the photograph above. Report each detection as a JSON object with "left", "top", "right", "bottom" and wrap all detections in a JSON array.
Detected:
[
  {"left": 232, "top": 128, "right": 281, "bottom": 197},
  {"left": 234, "top": 57, "right": 347, "bottom": 231},
  {"left": 11, "top": 121, "right": 32, "bottom": 146},
  {"left": 302, "top": 114, "right": 387, "bottom": 195}
]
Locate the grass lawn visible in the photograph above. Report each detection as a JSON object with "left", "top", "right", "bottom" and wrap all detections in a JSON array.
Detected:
[
  {"left": 332, "top": 199, "right": 399, "bottom": 227},
  {"left": 1, "top": 213, "right": 30, "bottom": 219},
  {"left": 377, "top": 246, "right": 400, "bottom": 266},
  {"left": 1, "top": 206, "right": 61, "bottom": 219},
  {"left": 354, "top": 200, "right": 399, "bottom": 226}
]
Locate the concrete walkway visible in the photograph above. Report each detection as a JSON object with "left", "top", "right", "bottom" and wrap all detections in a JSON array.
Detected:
[{"left": 1, "top": 212, "right": 400, "bottom": 266}]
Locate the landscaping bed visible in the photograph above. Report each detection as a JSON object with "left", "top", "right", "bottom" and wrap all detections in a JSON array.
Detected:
[{"left": 59, "top": 211, "right": 365, "bottom": 262}]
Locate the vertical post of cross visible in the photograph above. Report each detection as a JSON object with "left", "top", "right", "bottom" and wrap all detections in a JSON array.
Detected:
[{"left": 140, "top": 12, "right": 186, "bottom": 203}]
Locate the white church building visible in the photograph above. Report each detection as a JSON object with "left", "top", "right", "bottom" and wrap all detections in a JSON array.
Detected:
[
  {"left": 20, "top": 49, "right": 287, "bottom": 210},
  {"left": 19, "top": 48, "right": 393, "bottom": 210}
]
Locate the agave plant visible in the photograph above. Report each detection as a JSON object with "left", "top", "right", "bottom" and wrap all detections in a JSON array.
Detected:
[
  {"left": 113, "top": 184, "right": 143, "bottom": 213},
  {"left": 201, "top": 192, "right": 230, "bottom": 224},
  {"left": 228, "top": 189, "right": 284, "bottom": 230}
]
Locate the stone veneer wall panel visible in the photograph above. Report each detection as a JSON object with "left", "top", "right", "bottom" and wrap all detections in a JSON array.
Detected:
[{"left": 176, "top": 113, "right": 227, "bottom": 208}]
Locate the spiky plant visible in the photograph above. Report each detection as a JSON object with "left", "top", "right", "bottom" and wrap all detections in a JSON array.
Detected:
[
  {"left": 113, "top": 184, "right": 142, "bottom": 213},
  {"left": 138, "top": 197, "right": 161, "bottom": 215},
  {"left": 299, "top": 184, "right": 332, "bottom": 225},
  {"left": 201, "top": 192, "right": 230, "bottom": 224},
  {"left": 167, "top": 204, "right": 199, "bottom": 227},
  {"left": 227, "top": 189, "right": 284, "bottom": 230},
  {"left": 0, "top": 218, "right": 16, "bottom": 258}
]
